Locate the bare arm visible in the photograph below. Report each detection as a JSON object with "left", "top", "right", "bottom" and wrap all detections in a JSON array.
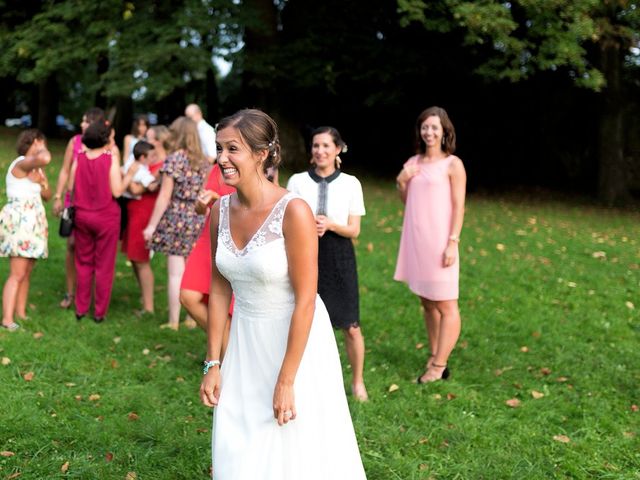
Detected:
[
  {"left": 123, "top": 135, "right": 132, "bottom": 161},
  {"left": 273, "top": 198, "right": 318, "bottom": 425},
  {"left": 200, "top": 201, "right": 232, "bottom": 407},
  {"left": 53, "top": 138, "right": 75, "bottom": 214},
  {"left": 443, "top": 157, "right": 467, "bottom": 267},
  {"left": 37, "top": 169, "right": 52, "bottom": 202},
  {"left": 142, "top": 173, "right": 174, "bottom": 240},
  {"left": 128, "top": 182, "right": 146, "bottom": 196},
  {"left": 14, "top": 148, "right": 52, "bottom": 173},
  {"left": 109, "top": 155, "right": 137, "bottom": 197}
]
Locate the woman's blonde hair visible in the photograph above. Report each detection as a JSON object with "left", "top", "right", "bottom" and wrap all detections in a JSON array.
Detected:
[
  {"left": 167, "top": 116, "right": 207, "bottom": 169},
  {"left": 150, "top": 125, "right": 171, "bottom": 150}
]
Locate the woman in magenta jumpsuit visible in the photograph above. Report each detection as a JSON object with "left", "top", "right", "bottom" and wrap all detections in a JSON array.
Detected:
[{"left": 69, "top": 121, "right": 139, "bottom": 322}]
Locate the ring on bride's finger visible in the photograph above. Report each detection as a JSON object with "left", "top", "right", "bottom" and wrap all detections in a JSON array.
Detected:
[{"left": 283, "top": 410, "right": 292, "bottom": 418}]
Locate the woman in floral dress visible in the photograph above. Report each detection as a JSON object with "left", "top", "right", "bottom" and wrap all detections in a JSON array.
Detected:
[
  {"left": 143, "top": 116, "right": 210, "bottom": 330},
  {"left": 0, "top": 129, "right": 52, "bottom": 330}
]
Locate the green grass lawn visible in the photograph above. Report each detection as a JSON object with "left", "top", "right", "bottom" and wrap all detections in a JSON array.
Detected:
[{"left": 0, "top": 128, "right": 639, "bottom": 479}]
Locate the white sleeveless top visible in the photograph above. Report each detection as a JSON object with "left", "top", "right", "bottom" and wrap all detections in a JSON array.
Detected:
[{"left": 5, "top": 157, "right": 42, "bottom": 199}]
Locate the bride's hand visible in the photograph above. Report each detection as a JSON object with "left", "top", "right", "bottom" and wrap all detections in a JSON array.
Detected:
[
  {"left": 200, "top": 368, "right": 221, "bottom": 407},
  {"left": 273, "top": 381, "right": 296, "bottom": 426}
]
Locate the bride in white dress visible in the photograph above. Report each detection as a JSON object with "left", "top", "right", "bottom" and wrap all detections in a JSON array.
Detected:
[{"left": 199, "top": 109, "right": 367, "bottom": 480}]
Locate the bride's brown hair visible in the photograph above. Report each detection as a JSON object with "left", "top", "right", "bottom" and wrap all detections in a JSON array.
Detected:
[{"left": 217, "top": 109, "right": 282, "bottom": 173}]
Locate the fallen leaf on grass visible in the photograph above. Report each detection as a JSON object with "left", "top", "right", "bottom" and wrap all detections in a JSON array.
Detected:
[
  {"left": 496, "top": 243, "right": 505, "bottom": 252},
  {"left": 366, "top": 242, "right": 374, "bottom": 253},
  {"left": 418, "top": 437, "right": 429, "bottom": 444},
  {"left": 626, "top": 301, "right": 635, "bottom": 310},
  {"left": 7, "top": 473, "right": 21, "bottom": 479},
  {"left": 32, "top": 332, "right": 44, "bottom": 339},
  {"left": 415, "top": 343, "right": 424, "bottom": 350},
  {"left": 495, "top": 366, "right": 513, "bottom": 376},
  {"left": 388, "top": 384, "right": 399, "bottom": 393},
  {"left": 176, "top": 376, "right": 185, "bottom": 382},
  {"left": 196, "top": 428, "right": 208, "bottom": 433},
  {"left": 459, "top": 340, "right": 468, "bottom": 349},
  {"left": 419, "top": 463, "right": 428, "bottom": 470},
  {"left": 553, "top": 435, "right": 570, "bottom": 443},
  {"left": 125, "top": 473, "right": 137, "bottom": 480},
  {"left": 154, "top": 344, "right": 165, "bottom": 350},
  {"left": 631, "top": 405, "right": 639, "bottom": 412},
  {"left": 567, "top": 282, "right": 577, "bottom": 288},
  {"left": 65, "top": 382, "right": 76, "bottom": 387},
  {"left": 540, "top": 367, "right": 552, "bottom": 375},
  {"left": 623, "top": 431, "right": 636, "bottom": 438},
  {"left": 89, "top": 394, "right": 101, "bottom": 401},
  {"left": 520, "top": 346, "right": 529, "bottom": 353},
  {"left": 556, "top": 376, "right": 569, "bottom": 382},
  {"left": 1, "top": 451, "right": 15, "bottom": 457},
  {"left": 128, "top": 412, "right": 139, "bottom": 421},
  {"left": 105, "top": 452, "right": 114, "bottom": 462},
  {"left": 505, "top": 398, "right": 521, "bottom": 408},
  {"left": 446, "top": 393, "right": 456, "bottom": 401},
  {"left": 432, "top": 394, "right": 442, "bottom": 400},
  {"left": 111, "top": 359, "right": 119, "bottom": 369},
  {"left": 592, "top": 251, "right": 606, "bottom": 259},
  {"left": 74, "top": 395, "right": 82, "bottom": 401},
  {"left": 113, "top": 337, "right": 121, "bottom": 344},
  {"left": 1, "top": 356, "right": 11, "bottom": 366},
  {"left": 142, "top": 348, "right": 150, "bottom": 355},
  {"left": 61, "top": 461, "right": 69, "bottom": 473},
  {"left": 531, "top": 390, "right": 545, "bottom": 399},
  {"left": 22, "top": 371, "right": 34, "bottom": 381}
]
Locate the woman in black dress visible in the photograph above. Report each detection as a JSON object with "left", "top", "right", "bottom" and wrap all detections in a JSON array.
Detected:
[{"left": 286, "top": 126, "right": 368, "bottom": 401}]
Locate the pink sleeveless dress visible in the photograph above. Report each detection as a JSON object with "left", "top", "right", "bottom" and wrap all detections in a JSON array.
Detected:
[{"left": 394, "top": 155, "right": 459, "bottom": 300}]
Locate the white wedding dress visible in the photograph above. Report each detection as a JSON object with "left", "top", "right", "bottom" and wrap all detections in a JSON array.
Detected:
[{"left": 212, "top": 192, "right": 367, "bottom": 480}]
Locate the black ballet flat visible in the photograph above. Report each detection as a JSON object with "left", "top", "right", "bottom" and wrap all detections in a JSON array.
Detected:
[
  {"left": 93, "top": 316, "right": 105, "bottom": 323},
  {"left": 417, "top": 364, "right": 450, "bottom": 384},
  {"left": 75, "top": 312, "right": 85, "bottom": 321}
]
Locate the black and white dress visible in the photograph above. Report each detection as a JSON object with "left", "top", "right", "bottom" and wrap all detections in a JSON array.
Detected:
[{"left": 286, "top": 169, "right": 365, "bottom": 329}]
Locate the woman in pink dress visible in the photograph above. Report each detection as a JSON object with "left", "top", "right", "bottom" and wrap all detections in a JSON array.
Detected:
[{"left": 394, "top": 106, "right": 467, "bottom": 383}]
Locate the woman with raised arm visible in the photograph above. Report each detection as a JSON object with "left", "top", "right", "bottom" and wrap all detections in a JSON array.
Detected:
[
  {"left": 143, "top": 117, "right": 210, "bottom": 330},
  {"left": 199, "top": 109, "right": 366, "bottom": 479},
  {"left": 0, "top": 130, "right": 52, "bottom": 330},
  {"left": 395, "top": 106, "right": 467, "bottom": 383}
]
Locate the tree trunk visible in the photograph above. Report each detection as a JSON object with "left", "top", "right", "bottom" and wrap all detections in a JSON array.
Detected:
[
  {"left": 597, "top": 36, "right": 628, "bottom": 205},
  {"left": 205, "top": 67, "right": 220, "bottom": 123},
  {"left": 95, "top": 53, "right": 109, "bottom": 109},
  {"left": 113, "top": 96, "right": 133, "bottom": 150},
  {"left": 37, "top": 74, "right": 58, "bottom": 136}
]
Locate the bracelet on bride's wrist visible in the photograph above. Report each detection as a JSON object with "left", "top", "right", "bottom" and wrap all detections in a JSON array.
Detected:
[{"left": 203, "top": 359, "right": 220, "bottom": 374}]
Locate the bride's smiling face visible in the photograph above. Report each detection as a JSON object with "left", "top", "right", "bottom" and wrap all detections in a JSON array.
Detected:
[{"left": 216, "top": 126, "right": 266, "bottom": 185}]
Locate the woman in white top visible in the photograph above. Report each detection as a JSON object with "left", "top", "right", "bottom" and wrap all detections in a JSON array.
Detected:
[
  {"left": 0, "top": 129, "right": 52, "bottom": 330},
  {"left": 286, "top": 126, "right": 368, "bottom": 401}
]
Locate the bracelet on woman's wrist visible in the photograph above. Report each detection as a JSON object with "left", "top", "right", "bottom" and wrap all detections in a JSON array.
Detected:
[
  {"left": 203, "top": 359, "right": 221, "bottom": 374},
  {"left": 448, "top": 234, "right": 460, "bottom": 243}
]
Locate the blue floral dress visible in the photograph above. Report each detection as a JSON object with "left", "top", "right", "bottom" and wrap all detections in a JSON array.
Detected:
[{"left": 149, "top": 151, "right": 208, "bottom": 257}]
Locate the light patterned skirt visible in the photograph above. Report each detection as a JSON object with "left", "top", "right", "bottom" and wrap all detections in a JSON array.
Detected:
[{"left": 0, "top": 197, "right": 48, "bottom": 259}]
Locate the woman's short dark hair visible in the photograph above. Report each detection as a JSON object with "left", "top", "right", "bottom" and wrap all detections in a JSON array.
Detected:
[
  {"left": 311, "top": 126, "right": 346, "bottom": 150},
  {"left": 217, "top": 109, "right": 282, "bottom": 173},
  {"left": 16, "top": 129, "right": 46, "bottom": 156},
  {"left": 415, "top": 106, "right": 456, "bottom": 155},
  {"left": 82, "top": 121, "right": 111, "bottom": 149}
]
